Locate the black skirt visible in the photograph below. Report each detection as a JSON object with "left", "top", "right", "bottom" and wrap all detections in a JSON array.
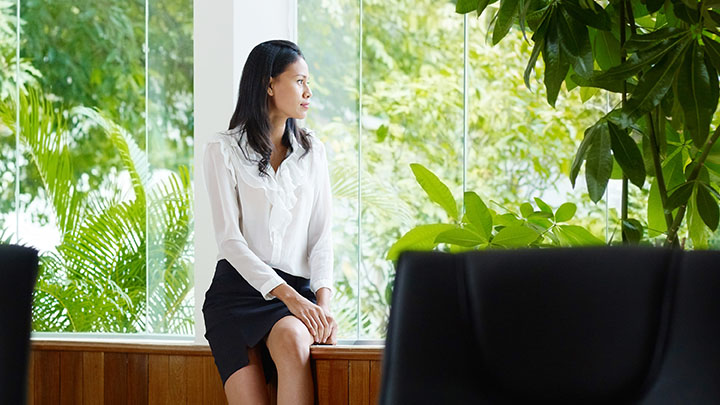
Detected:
[{"left": 202, "top": 259, "right": 317, "bottom": 385}]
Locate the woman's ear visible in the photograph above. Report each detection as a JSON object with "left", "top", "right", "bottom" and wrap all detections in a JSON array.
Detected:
[{"left": 267, "top": 79, "right": 274, "bottom": 96}]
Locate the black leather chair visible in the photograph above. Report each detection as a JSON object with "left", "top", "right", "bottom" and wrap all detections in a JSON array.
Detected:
[
  {"left": 0, "top": 244, "right": 39, "bottom": 405},
  {"left": 379, "top": 247, "right": 720, "bottom": 404}
]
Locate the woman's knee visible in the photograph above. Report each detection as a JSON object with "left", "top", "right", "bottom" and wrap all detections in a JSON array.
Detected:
[{"left": 267, "top": 317, "right": 313, "bottom": 366}]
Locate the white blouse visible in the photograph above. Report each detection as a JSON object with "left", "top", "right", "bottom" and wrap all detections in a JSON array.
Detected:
[{"left": 202, "top": 129, "right": 334, "bottom": 300}]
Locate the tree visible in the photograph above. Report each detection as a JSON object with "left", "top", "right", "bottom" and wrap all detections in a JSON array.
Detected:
[{"left": 456, "top": 0, "right": 720, "bottom": 248}]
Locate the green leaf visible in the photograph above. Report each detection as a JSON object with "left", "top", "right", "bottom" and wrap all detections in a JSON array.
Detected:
[
  {"left": 570, "top": 73, "right": 633, "bottom": 93},
  {"left": 590, "top": 35, "right": 687, "bottom": 84},
  {"left": 495, "top": 213, "right": 522, "bottom": 227},
  {"left": 608, "top": 121, "right": 646, "bottom": 187},
  {"left": 542, "top": 11, "right": 571, "bottom": 107},
  {"left": 376, "top": 124, "right": 389, "bottom": 143},
  {"left": 678, "top": 43, "right": 716, "bottom": 146},
  {"left": 491, "top": 225, "right": 540, "bottom": 247},
  {"left": 493, "top": 0, "right": 521, "bottom": 45},
  {"left": 456, "top": 0, "right": 480, "bottom": 13},
  {"left": 666, "top": 181, "right": 694, "bottom": 210},
  {"left": 386, "top": 224, "right": 457, "bottom": 261},
  {"left": 555, "top": 202, "right": 577, "bottom": 222},
  {"left": 464, "top": 191, "right": 493, "bottom": 240},
  {"left": 410, "top": 163, "right": 458, "bottom": 220},
  {"left": 571, "top": 120, "right": 603, "bottom": 186},
  {"left": 435, "top": 227, "right": 487, "bottom": 246},
  {"left": 562, "top": 0, "right": 611, "bottom": 30},
  {"left": 688, "top": 195, "right": 710, "bottom": 249},
  {"left": 593, "top": 30, "right": 621, "bottom": 70},
  {"left": 704, "top": 38, "right": 720, "bottom": 72},
  {"left": 557, "top": 9, "right": 593, "bottom": 77},
  {"left": 520, "top": 202, "right": 534, "bottom": 217},
  {"left": 555, "top": 224, "right": 604, "bottom": 246},
  {"left": 621, "top": 40, "right": 689, "bottom": 125},
  {"left": 624, "top": 27, "right": 683, "bottom": 53},
  {"left": 647, "top": 178, "right": 667, "bottom": 237},
  {"left": 478, "top": 0, "right": 500, "bottom": 16},
  {"left": 696, "top": 184, "right": 719, "bottom": 231},
  {"left": 525, "top": 7, "right": 552, "bottom": 89},
  {"left": 585, "top": 122, "right": 613, "bottom": 202},
  {"left": 534, "top": 197, "right": 553, "bottom": 214},
  {"left": 622, "top": 218, "right": 644, "bottom": 243}
]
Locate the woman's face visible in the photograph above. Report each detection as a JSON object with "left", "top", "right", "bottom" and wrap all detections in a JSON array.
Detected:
[{"left": 267, "top": 57, "right": 312, "bottom": 121}]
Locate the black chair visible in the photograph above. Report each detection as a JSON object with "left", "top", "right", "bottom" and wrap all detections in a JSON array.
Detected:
[
  {"left": 0, "top": 244, "right": 39, "bottom": 405},
  {"left": 379, "top": 247, "right": 720, "bottom": 404}
]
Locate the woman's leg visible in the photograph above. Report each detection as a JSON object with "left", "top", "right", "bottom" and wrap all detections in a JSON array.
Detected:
[
  {"left": 224, "top": 345, "right": 270, "bottom": 405},
  {"left": 265, "top": 315, "right": 314, "bottom": 405}
]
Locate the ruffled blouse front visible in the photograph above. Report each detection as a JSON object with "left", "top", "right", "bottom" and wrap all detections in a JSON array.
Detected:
[{"left": 202, "top": 129, "right": 334, "bottom": 300}]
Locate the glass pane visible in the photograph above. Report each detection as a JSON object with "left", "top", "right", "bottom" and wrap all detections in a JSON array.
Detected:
[
  {"left": 298, "top": 0, "right": 361, "bottom": 340},
  {"left": 146, "top": 0, "right": 194, "bottom": 335},
  {"left": 361, "top": 0, "right": 464, "bottom": 339},
  {"left": 0, "top": 2, "right": 18, "bottom": 244},
  {"left": 20, "top": 0, "right": 147, "bottom": 332},
  {"left": 466, "top": 15, "right": 609, "bottom": 242}
]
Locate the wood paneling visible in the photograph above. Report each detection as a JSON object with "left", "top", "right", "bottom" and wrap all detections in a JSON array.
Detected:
[
  {"left": 202, "top": 355, "right": 226, "bottom": 405},
  {"left": 186, "top": 356, "right": 204, "bottom": 404},
  {"left": 127, "top": 353, "right": 148, "bottom": 404},
  {"left": 169, "top": 355, "right": 188, "bottom": 404},
  {"left": 34, "top": 350, "right": 60, "bottom": 405},
  {"left": 82, "top": 352, "right": 104, "bottom": 405},
  {"left": 315, "top": 359, "right": 350, "bottom": 405},
  {"left": 148, "top": 354, "right": 169, "bottom": 405},
  {"left": 349, "top": 360, "right": 370, "bottom": 405},
  {"left": 369, "top": 360, "right": 383, "bottom": 405},
  {"left": 103, "top": 352, "right": 127, "bottom": 405},
  {"left": 29, "top": 340, "right": 383, "bottom": 405},
  {"left": 60, "top": 351, "right": 83, "bottom": 405}
]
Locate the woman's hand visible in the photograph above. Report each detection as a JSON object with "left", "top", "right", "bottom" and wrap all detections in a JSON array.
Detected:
[
  {"left": 271, "top": 283, "right": 332, "bottom": 343},
  {"left": 318, "top": 305, "right": 338, "bottom": 345},
  {"left": 316, "top": 287, "right": 337, "bottom": 344}
]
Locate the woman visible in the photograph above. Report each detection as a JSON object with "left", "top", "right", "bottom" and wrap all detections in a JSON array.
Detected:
[{"left": 202, "top": 39, "right": 337, "bottom": 405}]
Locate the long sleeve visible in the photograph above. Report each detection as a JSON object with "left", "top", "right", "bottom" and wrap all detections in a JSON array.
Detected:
[
  {"left": 307, "top": 141, "right": 334, "bottom": 294},
  {"left": 203, "top": 142, "right": 286, "bottom": 300}
]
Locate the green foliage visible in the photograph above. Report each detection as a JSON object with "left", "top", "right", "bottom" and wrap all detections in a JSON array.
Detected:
[
  {"left": 457, "top": 0, "right": 720, "bottom": 248},
  {"left": 0, "top": 90, "right": 194, "bottom": 333},
  {"left": 388, "top": 164, "right": 604, "bottom": 260}
]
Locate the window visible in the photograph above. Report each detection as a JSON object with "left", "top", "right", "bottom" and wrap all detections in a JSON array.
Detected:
[
  {"left": 0, "top": 0, "right": 193, "bottom": 335},
  {"left": 299, "top": 0, "right": 612, "bottom": 340}
]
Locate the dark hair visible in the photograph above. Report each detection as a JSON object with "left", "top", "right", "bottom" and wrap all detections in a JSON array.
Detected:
[{"left": 227, "top": 39, "right": 312, "bottom": 177}]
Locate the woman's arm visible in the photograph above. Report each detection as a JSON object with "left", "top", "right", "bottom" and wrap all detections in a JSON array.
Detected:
[
  {"left": 203, "top": 142, "right": 287, "bottom": 300},
  {"left": 307, "top": 140, "right": 334, "bottom": 296}
]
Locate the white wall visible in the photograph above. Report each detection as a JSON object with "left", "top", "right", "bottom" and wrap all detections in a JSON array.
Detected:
[{"left": 193, "top": 0, "right": 297, "bottom": 344}]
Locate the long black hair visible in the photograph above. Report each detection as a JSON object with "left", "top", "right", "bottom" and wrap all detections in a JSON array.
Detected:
[{"left": 227, "top": 39, "right": 312, "bottom": 177}]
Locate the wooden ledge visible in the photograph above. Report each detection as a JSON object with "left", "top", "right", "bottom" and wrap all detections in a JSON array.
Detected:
[
  {"left": 31, "top": 339, "right": 384, "bottom": 360},
  {"left": 310, "top": 345, "right": 384, "bottom": 361}
]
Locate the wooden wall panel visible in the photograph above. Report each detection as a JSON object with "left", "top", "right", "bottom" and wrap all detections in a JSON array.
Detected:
[
  {"left": 148, "top": 354, "right": 169, "bottom": 405},
  {"left": 82, "top": 352, "right": 104, "bottom": 405},
  {"left": 127, "top": 353, "right": 148, "bottom": 404},
  {"left": 169, "top": 355, "right": 188, "bottom": 403},
  {"left": 349, "top": 360, "right": 370, "bottom": 405},
  {"left": 29, "top": 341, "right": 381, "bottom": 405},
  {"left": 315, "top": 359, "right": 349, "bottom": 405},
  {"left": 202, "top": 355, "right": 227, "bottom": 405},
  {"left": 60, "top": 351, "right": 83, "bottom": 405},
  {"left": 34, "top": 350, "right": 60, "bottom": 405},
  {"left": 186, "top": 355, "right": 205, "bottom": 404},
  {"left": 103, "top": 352, "right": 127, "bottom": 405},
  {"left": 27, "top": 350, "right": 35, "bottom": 405},
  {"left": 370, "top": 360, "right": 383, "bottom": 405}
]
